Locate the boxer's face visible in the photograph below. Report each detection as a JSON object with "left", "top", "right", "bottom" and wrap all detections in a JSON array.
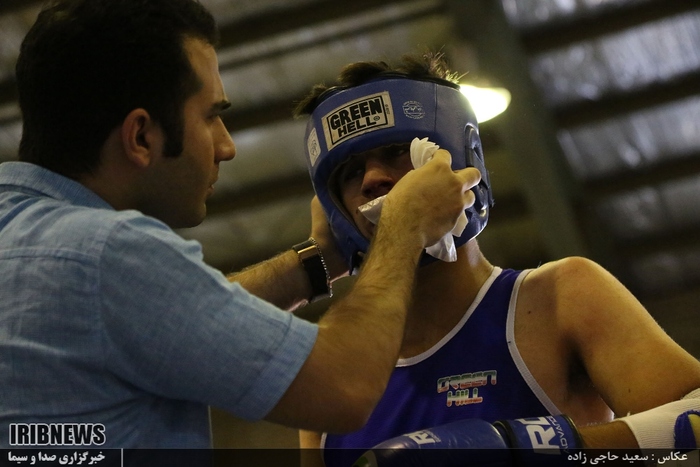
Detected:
[{"left": 336, "top": 143, "right": 413, "bottom": 239}]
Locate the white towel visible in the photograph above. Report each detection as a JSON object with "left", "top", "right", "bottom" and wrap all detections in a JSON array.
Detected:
[{"left": 358, "top": 137, "right": 468, "bottom": 262}]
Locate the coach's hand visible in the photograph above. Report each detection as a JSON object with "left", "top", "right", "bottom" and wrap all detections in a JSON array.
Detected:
[{"left": 381, "top": 149, "right": 480, "bottom": 251}]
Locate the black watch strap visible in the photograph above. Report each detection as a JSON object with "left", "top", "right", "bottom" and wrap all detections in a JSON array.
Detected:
[{"left": 292, "top": 238, "right": 332, "bottom": 303}]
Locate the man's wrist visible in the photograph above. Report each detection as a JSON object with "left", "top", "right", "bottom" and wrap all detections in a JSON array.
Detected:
[{"left": 292, "top": 237, "right": 332, "bottom": 303}]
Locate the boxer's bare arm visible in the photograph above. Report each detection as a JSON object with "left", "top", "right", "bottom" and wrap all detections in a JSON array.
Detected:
[{"left": 545, "top": 257, "right": 700, "bottom": 447}]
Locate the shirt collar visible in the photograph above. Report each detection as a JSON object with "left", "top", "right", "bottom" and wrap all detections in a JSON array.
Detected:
[{"left": 0, "top": 161, "right": 114, "bottom": 210}]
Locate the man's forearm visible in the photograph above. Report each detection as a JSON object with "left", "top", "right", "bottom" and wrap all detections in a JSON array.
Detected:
[
  {"left": 227, "top": 249, "right": 312, "bottom": 311},
  {"left": 305, "top": 218, "right": 425, "bottom": 427},
  {"left": 264, "top": 155, "right": 481, "bottom": 431}
]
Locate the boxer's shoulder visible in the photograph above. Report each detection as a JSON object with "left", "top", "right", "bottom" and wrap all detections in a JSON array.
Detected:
[
  {"left": 525, "top": 256, "right": 603, "bottom": 286},
  {"left": 516, "top": 256, "right": 626, "bottom": 351},
  {"left": 520, "top": 257, "right": 612, "bottom": 314}
]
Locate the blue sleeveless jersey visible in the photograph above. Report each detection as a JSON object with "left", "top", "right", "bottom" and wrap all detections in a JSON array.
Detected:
[{"left": 321, "top": 268, "right": 560, "bottom": 467}]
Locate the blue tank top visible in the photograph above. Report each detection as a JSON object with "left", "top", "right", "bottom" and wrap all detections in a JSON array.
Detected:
[{"left": 321, "top": 268, "right": 560, "bottom": 467}]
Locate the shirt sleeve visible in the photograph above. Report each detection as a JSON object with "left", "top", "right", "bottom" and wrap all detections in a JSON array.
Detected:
[{"left": 97, "top": 213, "right": 318, "bottom": 420}]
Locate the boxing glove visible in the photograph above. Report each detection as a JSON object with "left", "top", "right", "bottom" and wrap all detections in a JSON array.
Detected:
[
  {"left": 674, "top": 410, "right": 700, "bottom": 450},
  {"left": 352, "top": 415, "right": 582, "bottom": 467}
]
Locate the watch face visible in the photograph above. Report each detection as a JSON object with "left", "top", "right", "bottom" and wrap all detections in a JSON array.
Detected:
[
  {"left": 295, "top": 241, "right": 319, "bottom": 260},
  {"left": 299, "top": 247, "right": 319, "bottom": 261},
  {"left": 293, "top": 240, "right": 331, "bottom": 301}
]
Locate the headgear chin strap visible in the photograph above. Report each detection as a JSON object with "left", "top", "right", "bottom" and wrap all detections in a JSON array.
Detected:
[{"left": 303, "top": 76, "right": 494, "bottom": 272}]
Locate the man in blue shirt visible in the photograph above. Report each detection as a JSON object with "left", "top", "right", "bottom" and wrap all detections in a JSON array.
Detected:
[{"left": 0, "top": 0, "right": 480, "bottom": 449}]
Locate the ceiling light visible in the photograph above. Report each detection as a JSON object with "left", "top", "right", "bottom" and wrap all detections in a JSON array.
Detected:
[{"left": 460, "top": 84, "right": 512, "bottom": 123}]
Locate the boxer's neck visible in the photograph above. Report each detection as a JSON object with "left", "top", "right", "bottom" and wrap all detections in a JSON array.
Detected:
[{"left": 399, "top": 240, "right": 493, "bottom": 359}]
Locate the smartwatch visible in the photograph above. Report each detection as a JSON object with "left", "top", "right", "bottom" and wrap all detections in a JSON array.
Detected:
[{"left": 292, "top": 237, "right": 332, "bottom": 302}]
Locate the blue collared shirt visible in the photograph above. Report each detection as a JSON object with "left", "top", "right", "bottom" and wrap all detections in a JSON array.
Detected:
[{"left": 0, "top": 162, "right": 318, "bottom": 448}]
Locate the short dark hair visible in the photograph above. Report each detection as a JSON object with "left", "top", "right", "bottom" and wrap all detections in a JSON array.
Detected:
[
  {"left": 15, "top": 0, "right": 219, "bottom": 178},
  {"left": 293, "top": 51, "right": 461, "bottom": 117}
]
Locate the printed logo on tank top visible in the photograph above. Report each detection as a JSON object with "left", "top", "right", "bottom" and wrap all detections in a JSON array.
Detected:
[{"left": 437, "top": 370, "right": 497, "bottom": 407}]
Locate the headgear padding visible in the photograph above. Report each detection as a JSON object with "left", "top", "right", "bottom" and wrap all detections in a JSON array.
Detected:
[{"left": 303, "top": 75, "right": 493, "bottom": 271}]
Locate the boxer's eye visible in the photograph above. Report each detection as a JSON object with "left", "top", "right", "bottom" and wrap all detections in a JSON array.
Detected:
[
  {"left": 338, "top": 160, "right": 364, "bottom": 183},
  {"left": 382, "top": 144, "right": 411, "bottom": 164}
]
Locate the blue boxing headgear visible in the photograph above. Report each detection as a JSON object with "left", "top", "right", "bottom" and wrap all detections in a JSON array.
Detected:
[{"left": 303, "top": 74, "right": 493, "bottom": 272}]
